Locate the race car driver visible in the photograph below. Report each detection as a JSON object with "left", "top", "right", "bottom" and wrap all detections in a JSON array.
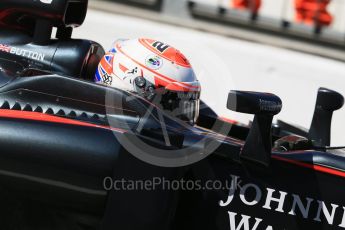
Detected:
[{"left": 95, "top": 38, "right": 201, "bottom": 125}]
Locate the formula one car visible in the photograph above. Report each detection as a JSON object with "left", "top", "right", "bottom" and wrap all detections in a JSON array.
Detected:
[{"left": 0, "top": 1, "right": 344, "bottom": 230}]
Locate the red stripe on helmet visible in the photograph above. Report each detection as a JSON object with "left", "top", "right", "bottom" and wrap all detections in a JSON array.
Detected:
[
  {"left": 116, "top": 43, "right": 199, "bottom": 91},
  {"left": 219, "top": 117, "right": 239, "bottom": 125},
  {"left": 119, "top": 63, "right": 129, "bottom": 73},
  {"left": 165, "top": 82, "right": 200, "bottom": 92},
  {"left": 139, "top": 38, "right": 191, "bottom": 68}
]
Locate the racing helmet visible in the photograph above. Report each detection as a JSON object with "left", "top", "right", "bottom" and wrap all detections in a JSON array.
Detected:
[{"left": 95, "top": 38, "right": 201, "bottom": 124}]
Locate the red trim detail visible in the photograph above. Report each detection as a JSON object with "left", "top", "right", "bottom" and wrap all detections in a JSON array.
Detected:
[
  {"left": 119, "top": 63, "right": 129, "bottom": 73},
  {"left": 219, "top": 117, "right": 239, "bottom": 125},
  {"left": 272, "top": 155, "right": 345, "bottom": 178},
  {"left": 165, "top": 82, "right": 200, "bottom": 92},
  {"left": 0, "top": 110, "right": 125, "bottom": 133}
]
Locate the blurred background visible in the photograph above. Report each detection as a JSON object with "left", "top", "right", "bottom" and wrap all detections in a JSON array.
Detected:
[{"left": 74, "top": 0, "right": 345, "bottom": 145}]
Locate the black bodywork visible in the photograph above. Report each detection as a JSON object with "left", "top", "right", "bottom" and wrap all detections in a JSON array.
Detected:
[{"left": 0, "top": 1, "right": 345, "bottom": 230}]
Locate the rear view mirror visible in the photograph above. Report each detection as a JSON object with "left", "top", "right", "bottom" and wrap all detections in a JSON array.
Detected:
[
  {"left": 0, "top": 0, "right": 88, "bottom": 44},
  {"left": 227, "top": 90, "right": 282, "bottom": 166},
  {"left": 309, "top": 87, "right": 344, "bottom": 147}
]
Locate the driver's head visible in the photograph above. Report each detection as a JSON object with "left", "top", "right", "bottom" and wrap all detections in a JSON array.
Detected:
[{"left": 95, "top": 38, "right": 201, "bottom": 125}]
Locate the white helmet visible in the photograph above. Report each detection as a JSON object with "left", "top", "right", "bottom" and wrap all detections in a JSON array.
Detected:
[{"left": 95, "top": 38, "right": 201, "bottom": 124}]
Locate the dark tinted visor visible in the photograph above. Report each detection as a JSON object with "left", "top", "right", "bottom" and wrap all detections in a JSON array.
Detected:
[{"left": 159, "top": 90, "right": 200, "bottom": 125}]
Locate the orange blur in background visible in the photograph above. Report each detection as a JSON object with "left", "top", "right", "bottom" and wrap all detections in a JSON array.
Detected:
[
  {"left": 294, "top": 0, "right": 333, "bottom": 26},
  {"left": 232, "top": 0, "right": 262, "bottom": 14},
  {"left": 231, "top": 0, "right": 333, "bottom": 27}
]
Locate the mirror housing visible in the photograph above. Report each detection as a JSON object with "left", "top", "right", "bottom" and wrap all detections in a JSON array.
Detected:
[
  {"left": 227, "top": 91, "right": 282, "bottom": 166},
  {"left": 0, "top": 0, "right": 88, "bottom": 43},
  {"left": 309, "top": 88, "right": 344, "bottom": 147},
  {"left": 0, "top": 0, "right": 88, "bottom": 28}
]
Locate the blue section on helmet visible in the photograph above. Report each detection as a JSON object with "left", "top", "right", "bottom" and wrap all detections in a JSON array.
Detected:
[
  {"left": 100, "top": 65, "right": 106, "bottom": 75},
  {"left": 109, "top": 48, "right": 117, "bottom": 54},
  {"left": 104, "top": 55, "right": 113, "bottom": 65}
]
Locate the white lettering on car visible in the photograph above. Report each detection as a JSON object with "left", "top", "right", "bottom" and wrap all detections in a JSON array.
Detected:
[
  {"left": 220, "top": 174, "right": 345, "bottom": 229},
  {"left": 10, "top": 47, "right": 45, "bottom": 62}
]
